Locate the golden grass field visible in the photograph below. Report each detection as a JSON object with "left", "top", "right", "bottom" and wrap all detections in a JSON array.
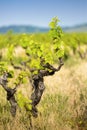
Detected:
[{"left": 0, "top": 58, "right": 87, "bottom": 130}]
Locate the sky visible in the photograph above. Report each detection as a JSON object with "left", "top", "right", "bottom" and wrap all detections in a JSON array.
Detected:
[{"left": 0, "top": 0, "right": 87, "bottom": 27}]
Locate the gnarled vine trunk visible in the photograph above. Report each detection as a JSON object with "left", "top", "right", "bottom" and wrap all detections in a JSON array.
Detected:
[
  {"left": 30, "top": 58, "right": 64, "bottom": 117},
  {"left": 0, "top": 72, "right": 17, "bottom": 117}
]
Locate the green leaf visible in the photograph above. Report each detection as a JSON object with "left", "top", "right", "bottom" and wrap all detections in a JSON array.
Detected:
[
  {"left": 7, "top": 44, "right": 14, "bottom": 60},
  {"left": 17, "top": 91, "right": 32, "bottom": 111},
  {"left": 0, "top": 62, "right": 8, "bottom": 75},
  {"left": 7, "top": 70, "right": 14, "bottom": 78},
  {"left": 56, "top": 49, "right": 64, "bottom": 58},
  {"left": 37, "top": 50, "right": 42, "bottom": 57},
  {"left": 49, "top": 21, "right": 56, "bottom": 29},
  {"left": 49, "top": 16, "right": 59, "bottom": 29}
]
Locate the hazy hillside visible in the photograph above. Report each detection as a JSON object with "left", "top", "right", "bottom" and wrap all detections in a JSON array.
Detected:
[
  {"left": 0, "top": 25, "right": 49, "bottom": 33},
  {"left": 0, "top": 23, "right": 87, "bottom": 33},
  {"left": 63, "top": 23, "right": 87, "bottom": 32}
]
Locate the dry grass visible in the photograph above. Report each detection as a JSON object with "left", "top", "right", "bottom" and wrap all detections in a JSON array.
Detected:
[
  {"left": 0, "top": 60, "right": 87, "bottom": 130},
  {"left": 44, "top": 60, "right": 87, "bottom": 95}
]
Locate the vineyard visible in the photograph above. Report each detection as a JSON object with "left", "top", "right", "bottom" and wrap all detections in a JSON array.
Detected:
[{"left": 0, "top": 17, "right": 87, "bottom": 130}]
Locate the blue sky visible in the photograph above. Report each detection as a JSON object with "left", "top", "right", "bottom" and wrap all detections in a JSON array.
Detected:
[{"left": 0, "top": 0, "right": 87, "bottom": 27}]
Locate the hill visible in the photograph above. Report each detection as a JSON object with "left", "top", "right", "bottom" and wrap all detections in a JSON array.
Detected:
[
  {"left": 0, "top": 23, "right": 87, "bottom": 33},
  {"left": 63, "top": 23, "right": 87, "bottom": 32},
  {"left": 0, "top": 25, "right": 49, "bottom": 33}
]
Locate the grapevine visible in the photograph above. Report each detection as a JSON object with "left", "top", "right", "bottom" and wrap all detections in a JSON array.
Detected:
[{"left": 0, "top": 17, "right": 64, "bottom": 119}]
